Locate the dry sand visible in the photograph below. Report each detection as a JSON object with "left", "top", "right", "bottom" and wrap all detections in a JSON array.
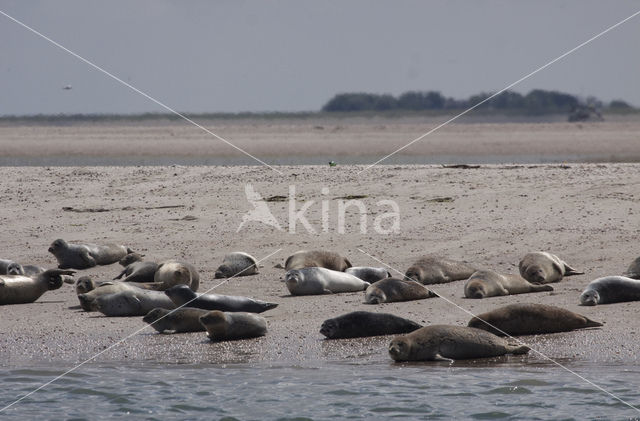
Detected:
[{"left": 0, "top": 118, "right": 639, "bottom": 367}]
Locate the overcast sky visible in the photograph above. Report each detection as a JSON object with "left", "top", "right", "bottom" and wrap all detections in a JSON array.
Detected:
[{"left": 1, "top": 1, "right": 639, "bottom": 115}]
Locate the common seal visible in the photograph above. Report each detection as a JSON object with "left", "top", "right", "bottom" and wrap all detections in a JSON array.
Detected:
[
  {"left": 199, "top": 310, "right": 267, "bottom": 341},
  {"left": 345, "top": 267, "right": 391, "bottom": 283},
  {"left": 114, "top": 261, "right": 158, "bottom": 283},
  {"left": 0, "top": 269, "right": 74, "bottom": 305},
  {"left": 119, "top": 253, "right": 144, "bottom": 267},
  {"left": 320, "top": 311, "right": 422, "bottom": 339},
  {"left": 154, "top": 260, "right": 200, "bottom": 291},
  {"left": 388, "top": 325, "right": 530, "bottom": 362},
  {"left": 0, "top": 259, "right": 24, "bottom": 275},
  {"left": 284, "top": 250, "right": 352, "bottom": 271},
  {"left": 624, "top": 257, "right": 640, "bottom": 279},
  {"left": 214, "top": 252, "right": 259, "bottom": 278},
  {"left": 468, "top": 303, "right": 603, "bottom": 336},
  {"left": 580, "top": 276, "right": 640, "bottom": 306},
  {"left": 22, "top": 265, "right": 45, "bottom": 277},
  {"left": 77, "top": 281, "right": 143, "bottom": 311},
  {"left": 143, "top": 307, "right": 209, "bottom": 333},
  {"left": 94, "top": 289, "right": 176, "bottom": 317},
  {"left": 405, "top": 256, "right": 477, "bottom": 285},
  {"left": 365, "top": 277, "right": 436, "bottom": 304},
  {"left": 519, "top": 252, "right": 583, "bottom": 284},
  {"left": 464, "top": 270, "right": 553, "bottom": 299},
  {"left": 284, "top": 267, "right": 369, "bottom": 295},
  {"left": 75, "top": 276, "right": 97, "bottom": 295},
  {"left": 165, "top": 284, "right": 278, "bottom": 313},
  {"left": 48, "top": 239, "right": 134, "bottom": 269}
]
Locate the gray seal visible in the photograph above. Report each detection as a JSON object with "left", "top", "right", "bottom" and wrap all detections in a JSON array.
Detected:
[
  {"left": 94, "top": 289, "right": 176, "bottom": 317},
  {"left": 624, "top": 257, "right": 640, "bottom": 279},
  {"left": 0, "top": 259, "right": 24, "bottom": 275},
  {"left": 119, "top": 253, "right": 144, "bottom": 267},
  {"left": 580, "top": 276, "right": 640, "bottom": 306},
  {"left": 405, "top": 256, "right": 477, "bottom": 285},
  {"left": 143, "top": 307, "right": 209, "bottom": 333},
  {"left": 199, "top": 310, "right": 267, "bottom": 341},
  {"left": 0, "top": 269, "right": 74, "bottom": 305},
  {"left": 114, "top": 261, "right": 159, "bottom": 283},
  {"left": 77, "top": 281, "right": 143, "bottom": 311},
  {"left": 320, "top": 311, "right": 422, "bottom": 339},
  {"left": 22, "top": 265, "right": 45, "bottom": 277},
  {"left": 48, "top": 238, "right": 134, "bottom": 269},
  {"left": 284, "top": 250, "right": 352, "bottom": 271},
  {"left": 464, "top": 270, "right": 553, "bottom": 299},
  {"left": 468, "top": 303, "right": 603, "bottom": 336},
  {"left": 215, "top": 252, "right": 259, "bottom": 278},
  {"left": 388, "top": 325, "right": 530, "bottom": 362},
  {"left": 345, "top": 267, "right": 390, "bottom": 283},
  {"left": 75, "top": 276, "right": 98, "bottom": 295},
  {"left": 165, "top": 284, "right": 278, "bottom": 313},
  {"left": 365, "top": 277, "right": 436, "bottom": 304},
  {"left": 284, "top": 267, "right": 369, "bottom": 295},
  {"left": 519, "top": 252, "right": 583, "bottom": 284},
  {"left": 154, "top": 260, "right": 200, "bottom": 291}
]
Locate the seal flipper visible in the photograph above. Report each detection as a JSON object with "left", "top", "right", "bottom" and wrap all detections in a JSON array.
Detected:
[
  {"left": 433, "top": 354, "right": 454, "bottom": 363},
  {"left": 563, "top": 263, "right": 584, "bottom": 276},
  {"left": 509, "top": 344, "right": 530, "bottom": 355},
  {"left": 584, "top": 317, "right": 603, "bottom": 328},
  {"left": 323, "top": 289, "right": 333, "bottom": 294},
  {"left": 114, "top": 268, "right": 127, "bottom": 280},
  {"left": 80, "top": 251, "right": 96, "bottom": 267},
  {"left": 532, "top": 284, "right": 554, "bottom": 292}
]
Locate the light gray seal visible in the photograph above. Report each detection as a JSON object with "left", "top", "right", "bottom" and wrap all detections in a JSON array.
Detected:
[
  {"left": 48, "top": 238, "right": 134, "bottom": 269},
  {"left": 580, "top": 276, "right": 640, "bottom": 306},
  {"left": 365, "top": 277, "right": 436, "bottom": 304},
  {"left": 94, "top": 289, "right": 176, "bottom": 317},
  {"left": 624, "top": 257, "right": 640, "bottom": 279},
  {"left": 215, "top": 252, "right": 259, "bottom": 278},
  {"left": 199, "top": 310, "right": 267, "bottom": 341},
  {"left": 284, "top": 267, "right": 369, "bottom": 295},
  {"left": 320, "top": 311, "right": 422, "bottom": 339},
  {"left": 77, "top": 281, "right": 144, "bottom": 311},
  {"left": 519, "top": 252, "right": 583, "bottom": 284},
  {"left": 0, "top": 259, "right": 24, "bottom": 275},
  {"left": 143, "top": 307, "right": 209, "bottom": 333},
  {"left": 75, "top": 276, "right": 98, "bottom": 295},
  {"left": 468, "top": 303, "right": 603, "bottom": 336},
  {"left": 154, "top": 260, "right": 200, "bottom": 291},
  {"left": 22, "top": 265, "right": 45, "bottom": 277},
  {"left": 464, "top": 270, "right": 553, "bottom": 299},
  {"left": 345, "top": 267, "right": 391, "bottom": 283},
  {"left": 388, "top": 325, "right": 530, "bottom": 362},
  {"left": 165, "top": 284, "right": 278, "bottom": 313},
  {"left": 284, "top": 250, "right": 352, "bottom": 271},
  {"left": 405, "top": 256, "right": 477, "bottom": 285},
  {"left": 114, "top": 260, "right": 159, "bottom": 283},
  {"left": 0, "top": 269, "right": 74, "bottom": 305}
]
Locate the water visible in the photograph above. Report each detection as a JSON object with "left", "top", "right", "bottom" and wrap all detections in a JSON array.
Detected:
[{"left": 1, "top": 361, "right": 638, "bottom": 420}]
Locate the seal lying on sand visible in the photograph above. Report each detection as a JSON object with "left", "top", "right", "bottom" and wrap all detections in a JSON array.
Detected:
[
  {"left": 77, "top": 281, "right": 149, "bottom": 311},
  {"left": 365, "top": 277, "right": 436, "bottom": 304},
  {"left": 143, "top": 307, "right": 209, "bottom": 333},
  {"left": 320, "top": 311, "right": 422, "bottom": 339},
  {"left": 0, "top": 269, "right": 74, "bottom": 305},
  {"left": 48, "top": 239, "right": 134, "bottom": 269},
  {"left": 75, "top": 276, "right": 97, "bottom": 295},
  {"left": 519, "top": 252, "right": 583, "bottom": 284},
  {"left": 215, "top": 252, "right": 259, "bottom": 278},
  {"left": 199, "top": 310, "right": 267, "bottom": 341},
  {"left": 580, "top": 276, "right": 640, "bottom": 306},
  {"left": 468, "top": 303, "right": 602, "bottom": 336},
  {"left": 94, "top": 289, "right": 176, "bottom": 317},
  {"left": 0, "top": 259, "right": 24, "bottom": 275},
  {"left": 114, "top": 259, "right": 158, "bottom": 283},
  {"left": 624, "top": 257, "right": 640, "bottom": 279},
  {"left": 404, "top": 256, "right": 477, "bottom": 285},
  {"left": 345, "top": 267, "right": 390, "bottom": 283},
  {"left": 154, "top": 260, "right": 200, "bottom": 291},
  {"left": 22, "top": 265, "right": 45, "bottom": 277},
  {"left": 284, "top": 267, "right": 369, "bottom": 295},
  {"left": 284, "top": 250, "right": 352, "bottom": 271},
  {"left": 464, "top": 270, "right": 553, "bottom": 299},
  {"left": 165, "top": 284, "right": 278, "bottom": 313},
  {"left": 388, "top": 325, "right": 529, "bottom": 362}
]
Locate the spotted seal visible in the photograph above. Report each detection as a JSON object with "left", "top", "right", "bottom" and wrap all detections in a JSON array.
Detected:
[
  {"left": 405, "top": 256, "right": 477, "bottom": 285},
  {"left": 94, "top": 289, "right": 176, "bottom": 317},
  {"left": 214, "top": 252, "right": 259, "bottom": 278},
  {"left": 519, "top": 252, "right": 583, "bottom": 284},
  {"left": 345, "top": 267, "right": 390, "bottom": 283},
  {"left": 284, "top": 250, "right": 352, "bottom": 271},
  {"left": 199, "top": 310, "right": 267, "bottom": 341},
  {"left": 580, "top": 276, "right": 640, "bottom": 306},
  {"left": 365, "top": 277, "right": 436, "bottom": 304},
  {"left": 0, "top": 259, "right": 24, "bottom": 275},
  {"left": 320, "top": 311, "right": 422, "bottom": 339},
  {"left": 464, "top": 270, "right": 553, "bottom": 299},
  {"left": 48, "top": 239, "right": 134, "bottom": 269},
  {"left": 165, "top": 284, "right": 278, "bottom": 313},
  {"left": 0, "top": 269, "right": 74, "bottom": 305},
  {"left": 143, "top": 307, "right": 209, "bottom": 333},
  {"left": 284, "top": 267, "right": 369, "bottom": 295},
  {"left": 154, "top": 260, "right": 200, "bottom": 291}
]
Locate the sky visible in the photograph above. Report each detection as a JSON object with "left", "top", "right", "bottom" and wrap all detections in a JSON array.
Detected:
[{"left": 1, "top": 1, "right": 639, "bottom": 115}]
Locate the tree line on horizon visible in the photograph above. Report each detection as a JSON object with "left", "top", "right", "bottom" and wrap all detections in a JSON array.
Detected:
[{"left": 321, "top": 89, "right": 634, "bottom": 114}]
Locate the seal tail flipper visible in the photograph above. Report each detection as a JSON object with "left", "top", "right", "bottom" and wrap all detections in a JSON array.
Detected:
[
  {"left": 114, "top": 269, "right": 127, "bottom": 280},
  {"left": 563, "top": 264, "right": 584, "bottom": 276},
  {"left": 584, "top": 318, "right": 603, "bottom": 328},
  {"left": 510, "top": 345, "right": 530, "bottom": 355},
  {"left": 262, "top": 302, "right": 278, "bottom": 312}
]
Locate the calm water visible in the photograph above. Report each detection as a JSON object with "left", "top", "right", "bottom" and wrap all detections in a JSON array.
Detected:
[{"left": 1, "top": 360, "right": 638, "bottom": 420}]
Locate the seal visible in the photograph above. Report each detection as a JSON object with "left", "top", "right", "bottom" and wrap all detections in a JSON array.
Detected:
[
  {"left": 165, "top": 284, "right": 278, "bottom": 313},
  {"left": 215, "top": 252, "right": 259, "bottom": 278},
  {"left": 284, "top": 267, "right": 370, "bottom": 295},
  {"left": 154, "top": 260, "right": 200, "bottom": 291},
  {"left": 404, "top": 256, "right": 477, "bottom": 285},
  {"left": 365, "top": 277, "right": 436, "bottom": 304},
  {"left": 114, "top": 260, "right": 159, "bottom": 283},
  {"left": 77, "top": 281, "right": 143, "bottom": 311},
  {"left": 143, "top": 307, "right": 209, "bottom": 333},
  {"left": 345, "top": 267, "right": 391, "bottom": 283},
  {"left": 624, "top": 257, "right": 640, "bottom": 279},
  {"left": 320, "top": 311, "right": 422, "bottom": 339},
  {"left": 464, "top": 270, "right": 553, "bottom": 299},
  {"left": 22, "top": 265, "right": 45, "bottom": 277},
  {"left": 519, "top": 252, "right": 583, "bottom": 284},
  {"left": 0, "top": 269, "right": 74, "bottom": 305},
  {"left": 284, "top": 250, "right": 352, "bottom": 271},
  {"left": 0, "top": 259, "right": 24, "bottom": 275},
  {"left": 119, "top": 253, "right": 144, "bottom": 267},
  {"left": 468, "top": 303, "right": 603, "bottom": 336},
  {"left": 48, "top": 238, "right": 134, "bottom": 269},
  {"left": 94, "top": 289, "right": 176, "bottom": 317},
  {"left": 75, "top": 276, "right": 97, "bottom": 295},
  {"left": 388, "top": 325, "right": 530, "bottom": 362},
  {"left": 580, "top": 276, "right": 640, "bottom": 306},
  {"left": 199, "top": 310, "right": 267, "bottom": 341}
]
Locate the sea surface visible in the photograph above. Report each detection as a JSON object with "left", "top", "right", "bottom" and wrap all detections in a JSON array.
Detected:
[{"left": 1, "top": 360, "right": 638, "bottom": 420}]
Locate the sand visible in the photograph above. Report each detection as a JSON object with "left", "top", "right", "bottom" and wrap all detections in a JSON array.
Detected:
[{"left": 0, "top": 117, "right": 639, "bottom": 367}]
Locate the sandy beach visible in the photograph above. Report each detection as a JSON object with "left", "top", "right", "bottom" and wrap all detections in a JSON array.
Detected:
[{"left": 1, "top": 117, "right": 639, "bottom": 368}]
